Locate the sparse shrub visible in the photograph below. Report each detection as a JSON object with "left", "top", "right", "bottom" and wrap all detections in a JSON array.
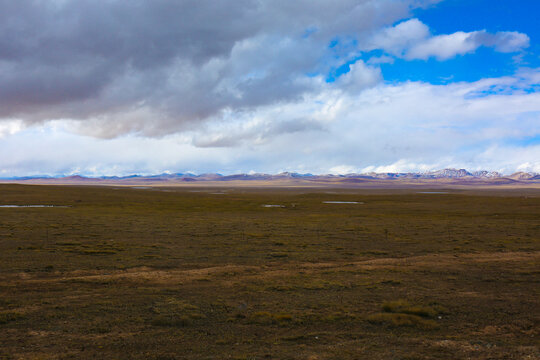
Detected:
[
  {"left": 274, "top": 313, "right": 293, "bottom": 322},
  {"left": 369, "top": 299, "right": 443, "bottom": 329},
  {"left": 367, "top": 312, "right": 438, "bottom": 329}
]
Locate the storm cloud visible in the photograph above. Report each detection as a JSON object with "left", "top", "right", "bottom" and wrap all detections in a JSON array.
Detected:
[{"left": 0, "top": 0, "right": 437, "bottom": 137}]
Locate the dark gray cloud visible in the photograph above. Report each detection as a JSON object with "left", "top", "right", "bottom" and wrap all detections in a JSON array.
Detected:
[{"left": 0, "top": 0, "right": 435, "bottom": 136}]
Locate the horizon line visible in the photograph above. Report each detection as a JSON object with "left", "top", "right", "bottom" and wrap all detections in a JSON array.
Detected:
[{"left": 1, "top": 168, "right": 538, "bottom": 180}]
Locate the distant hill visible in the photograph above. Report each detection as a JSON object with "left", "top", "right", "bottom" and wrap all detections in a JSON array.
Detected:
[{"left": 1, "top": 168, "right": 539, "bottom": 188}]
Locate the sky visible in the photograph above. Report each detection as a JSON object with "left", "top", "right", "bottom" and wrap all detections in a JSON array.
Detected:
[{"left": 0, "top": 0, "right": 539, "bottom": 177}]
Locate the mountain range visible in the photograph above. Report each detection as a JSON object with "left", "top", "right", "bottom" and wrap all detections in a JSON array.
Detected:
[{"left": 1, "top": 169, "right": 539, "bottom": 187}]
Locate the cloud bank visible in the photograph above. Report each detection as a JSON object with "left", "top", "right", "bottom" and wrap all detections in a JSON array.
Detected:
[
  {"left": 2, "top": 0, "right": 525, "bottom": 138},
  {"left": 0, "top": 0, "right": 424, "bottom": 136},
  {"left": 1, "top": 70, "right": 538, "bottom": 176},
  {"left": 0, "top": 0, "right": 537, "bottom": 176}
]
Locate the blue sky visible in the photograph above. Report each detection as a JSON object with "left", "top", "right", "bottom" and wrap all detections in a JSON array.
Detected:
[
  {"left": 0, "top": 0, "right": 538, "bottom": 176},
  {"left": 407, "top": 0, "right": 539, "bottom": 83},
  {"left": 329, "top": 0, "right": 540, "bottom": 84}
]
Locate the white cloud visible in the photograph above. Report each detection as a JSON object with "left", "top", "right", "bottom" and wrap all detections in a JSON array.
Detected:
[
  {"left": 369, "top": 18, "right": 430, "bottom": 56},
  {"left": 406, "top": 31, "right": 478, "bottom": 60},
  {"left": 369, "top": 19, "right": 530, "bottom": 61},
  {"left": 478, "top": 31, "right": 530, "bottom": 53},
  {"left": 406, "top": 30, "right": 529, "bottom": 60},
  {"left": 473, "top": 145, "right": 540, "bottom": 174},
  {"left": 361, "top": 160, "right": 436, "bottom": 174},
  {"left": 517, "top": 161, "right": 540, "bottom": 173},
  {"left": 336, "top": 60, "right": 382, "bottom": 93},
  {"left": 2, "top": 70, "right": 538, "bottom": 176},
  {"left": 0, "top": 120, "right": 24, "bottom": 138},
  {"left": 329, "top": 165, "right": 360, "bottom": 174}
]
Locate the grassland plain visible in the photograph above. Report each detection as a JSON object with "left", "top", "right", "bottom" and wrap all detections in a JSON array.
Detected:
[{"left": 0, "top": 184, "right": 538, "bottom": 359}]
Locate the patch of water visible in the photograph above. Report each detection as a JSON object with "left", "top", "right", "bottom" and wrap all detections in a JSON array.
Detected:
[
  {"left": 0, "top": 205, "right": 70, "bottom": 208},
  {"left": 322, "top": 201, "right": 363, "bottom": 204},
  {"left": 130, "top": 187, "right": 174, "bottom": 192},
  {"left": 262, "top": 204, "right": 285, "bottom": 208}
]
